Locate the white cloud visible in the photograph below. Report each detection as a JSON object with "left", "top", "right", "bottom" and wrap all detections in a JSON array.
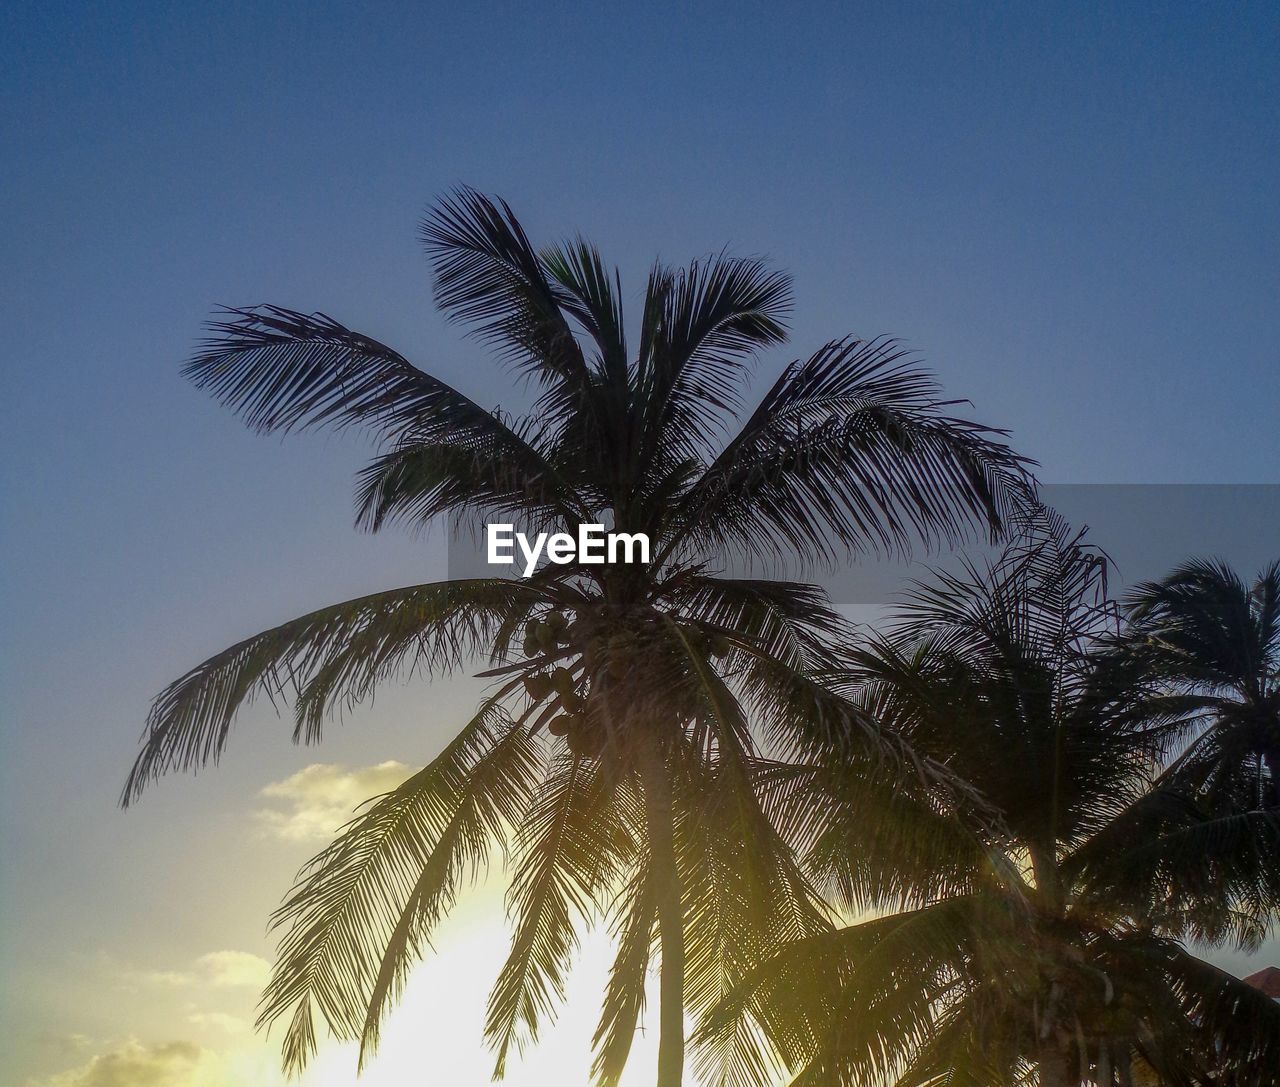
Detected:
[
  {"left": 193, "top": 950, "right": 270, "bottom": 989},
  {"left": 254, "top": 761, "right": 411, "bottom": 842},
  {"left": 29, "top": 1039, "right": 218, "bottom": 1087},
  {"left": 25, "top": 1037, "right": 302, "bottom": 1087},
  {"left": 185, "top": 1011, "right": 248, "bottom": 1034},
  {"left": 130, "top": 970, "right": 190, "bottom": 989},
  {"left": 119, "top": 951, "right": 270, "bottom": 992}
]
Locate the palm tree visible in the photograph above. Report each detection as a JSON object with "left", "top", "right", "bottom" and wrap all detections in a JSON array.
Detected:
[
  {"left": 1120, "top": 559, "right": 1280, "bottom": 808},
  {"left": 705, "top": 514, "right": 1280, "bottom": 1087},
  {"left": 123, "top": 189, "right": 1031, "bottom": 1086}
]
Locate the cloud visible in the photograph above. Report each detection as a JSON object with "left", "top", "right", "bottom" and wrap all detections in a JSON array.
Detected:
[
  {"left": 26, "top": 1036, "right": 295, "bottom": 1087},
  {"left": 121, "top": 951, "right": 269, "bottom": 992},
  {"left": 26, "top": 1033, "right": 96, "bottom": 1064},
  {"left": 254, "top": 761, "right": 411, "bottom": 842},
  {"left": 184, "top": 1012, "right": 248, "bottom": 1034},
  {"left": 29, "top": 1039, "right": 218, "bottom": 1087},
  {"left": 193, "top": 951, "right": 270, "bottom": 989},
  {"left": 130, "top": 970, "right": 189, "bottom": 989}
]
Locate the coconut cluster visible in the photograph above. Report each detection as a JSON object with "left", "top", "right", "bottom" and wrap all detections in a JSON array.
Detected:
[
  {"left": 518, "top": 608, "right": 734, "bottom": 759},
  {"left": 520, "top": 611, "right": 606, "bottom": 757}
]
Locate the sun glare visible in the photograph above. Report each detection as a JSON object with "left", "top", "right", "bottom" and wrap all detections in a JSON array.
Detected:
[{"left": 286, "top": 883, "right": 662, "bottom": 1087}]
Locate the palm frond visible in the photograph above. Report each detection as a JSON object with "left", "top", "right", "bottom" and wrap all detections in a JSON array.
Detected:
[
  {"left": 355, "top": 701, "right": 545, "bottom": 1066},
  {"left": 541, "top": 239, "right": 629, "bottom": 387},
  {"left": 698, "top": 897, "right": 1006, "bottom": 1087},
  {"left": 1164, "top": 946, "right": 1280, "bottom": 1087},
  {"left": 485, "top": 754, "right": 627, "bottom": 1076},
  {"left": 258, "top": 694, "right": 541, "bottom": 1074},
  {"left": 890, "top": 505, "right": 1112, "bottom": 654},
  {"left": 1119, "top": 557, "right": 1280, "bottom": 806},
  {"left": 185, "top": 302, "right": 585, "bottom": 535},
  {"left": 769, "top": 761, "right": 999, "bottom": 914},
  {"left": 124, "top": 580, "right": 535, "bottom": 803},
  {"left": 680, "top": 753, "right": 831, "bottom": 1087},
  {"left": 730, "top": 643, "right": 992, "bottom": 828},
  {"left": 668, "top": 337, "right": 1034, "bottom": 568},
  {"left": 1068, "top": 789, "right": 1280, "bottom": 947},
  {"left": 654, "top": 636, "right": 832, "bottom": 1087},
  {"left": 422, "top": 187, "right": 591, "bottom": 391},
  {"left": 354, "top": 431, "right": 584, "bottom": 533},
  {"left": 591, "top": 857, "right": 655, "bottom": 1087},
  {"left": 665, "top": 575, "right": 852, "bottom": 673},
  {"left": 634, "top": 254, "right": 792, "bottom": 466},
  {"left": 887, "top": 992, "right": 1019, "bottom": 1087},
  {"left": 1124, "top": 558, "right": 1280, "bottom": 687},
  {"left": 186, "top": 305, "right": 518, "bottom": 446}
]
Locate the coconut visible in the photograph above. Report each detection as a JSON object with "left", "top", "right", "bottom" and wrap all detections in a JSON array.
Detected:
[
  {"left": 569, "top": 721, "right": 606, "bottom": 758},
  {"left": 524, "top": 673, "right": 553, "bottom": 700},
  {"left": 551, "top": 666, "right": 576, "bottom": 697}
]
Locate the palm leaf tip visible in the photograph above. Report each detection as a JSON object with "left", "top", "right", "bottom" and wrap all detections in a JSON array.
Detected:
[
  {"left": 258, "top": 700, "right": 541, "bottom": 1075},
  {"left": 184, "top": 305, "right": 409, "bottom": 435},
  {"left": 670, "top": 337, "right": 1037, "bottom": 569},
  {"left": 121, "top": 580, "right": 536, "bottom": 807},
  {"left": 419, "top": 186, "right": 591, "bottom": 385}
]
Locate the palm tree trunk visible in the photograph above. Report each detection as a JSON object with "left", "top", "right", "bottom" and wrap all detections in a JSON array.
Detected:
[
  {"left": 1115, "top": 1044, "right": 1133, "bottom": 1087},
  {"left": 1038, "top": 1046, "right": 1075, "bottom": 1087},
  {"left": 641, "top": 741, "right": 685, "bottom": 1087},
  {"left": 1097, "top": 1040, "right": 1112, "bottom": 1086},
  {"left": 1263, "top": 747, "right": 1279, "bottom": 807}
]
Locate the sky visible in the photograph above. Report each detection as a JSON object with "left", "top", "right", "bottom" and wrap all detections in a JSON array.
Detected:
[{"left": 2, "top": 2, "right": 1278, "bottom": 1084}]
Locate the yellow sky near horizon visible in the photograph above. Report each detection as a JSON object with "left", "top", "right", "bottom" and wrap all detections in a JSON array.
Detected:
[
  {"left": 17, "top": 757, "right": 683, "bottom": 1087},
  {"left": 29, "top": 918, "right": 666, "bottom": 1087},
  {"left": 15, "top": 742, "right": 1279, "bottom": 1087},
  {"left": 8, "top": 507, "right": 1279, "bottom": 1087}
]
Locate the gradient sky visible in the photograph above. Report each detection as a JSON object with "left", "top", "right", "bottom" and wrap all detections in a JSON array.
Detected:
[{"left": 3, "top": 3, "right": 1278, "bottom": 1084}]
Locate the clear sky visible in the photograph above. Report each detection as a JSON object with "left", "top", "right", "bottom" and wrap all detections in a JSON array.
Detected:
[{"left": 2, "top": 3, "right": 1278, "bottom": 1085}]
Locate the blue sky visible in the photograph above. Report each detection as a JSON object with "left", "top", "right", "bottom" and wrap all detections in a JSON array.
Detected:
[{"left": 2, "top": 3, "right": 1277, "bottom": 1084}]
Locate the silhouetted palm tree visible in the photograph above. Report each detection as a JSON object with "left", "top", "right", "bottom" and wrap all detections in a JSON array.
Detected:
[
  {"left": 1121, "top": 559, "right": 1280, "bottom": 808},
  {"left": 124, "top": 189, "right": 1031, "bottom": 1086},
  {"left": 705, "top": 515, "right": 1280, "bottom": 1087}
]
